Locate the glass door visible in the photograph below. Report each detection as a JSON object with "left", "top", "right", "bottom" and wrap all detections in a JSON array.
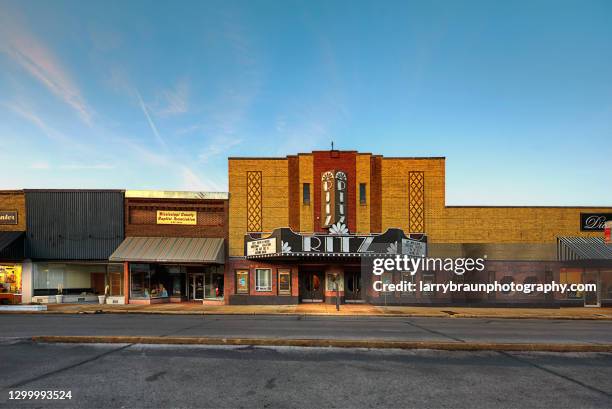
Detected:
[{"left": 190, "top": 274, "right": 204, "bottom": 300}]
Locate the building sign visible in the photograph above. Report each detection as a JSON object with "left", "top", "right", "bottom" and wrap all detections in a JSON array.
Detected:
[
  {"left": 0, "top": 211, "right": 18, "bottom": 225},
  {"left": 580, "top": 213, "right": 612, "bottom": 231},
  {"left": 605, "top": 221, "right": 611, "bottom": 245},
  {"left": 246, "top": 237, "right": 277, "bottom": 256},
  {"left": 321, "top": 170, "right": 348, "bottom": 229},
  {"left": 245, "top": 228, "right": 426, "bottom": 258},
  {"left": 156, "top": 210, "right": 197, "bottom": 225}
]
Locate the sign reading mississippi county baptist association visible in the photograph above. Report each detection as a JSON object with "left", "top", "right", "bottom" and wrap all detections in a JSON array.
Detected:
[
  {"left": 156, "top": 210, "right": 197, "bottom": 225},
  {"left": 0, "top": 211, "right": 18, "bottom": 225},
  {"left": 580, "top": 213, "right": 612, "bottom": 231}
]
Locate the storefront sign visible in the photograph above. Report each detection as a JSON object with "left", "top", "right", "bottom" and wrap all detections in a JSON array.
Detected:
[
  {"left": 321, "top": 170, "right": 348, "bottom": 229},
  {"left": 245, "top": 228, "right": 426, "bottom": 258},
  {"left": 0, "top": 211, "right": 18, "bottom": 225},
  {"left": 580, "top": 213, "right": 612, "bottom": 231},
  {"left": 605, "top": 221, "right": 611, "bottom": 245},
  {"left": 247, "top": 237, "right": 277, "bottom": 256},
  {"left": 156, "top": 210, "right": 197, "bottom": 225}
]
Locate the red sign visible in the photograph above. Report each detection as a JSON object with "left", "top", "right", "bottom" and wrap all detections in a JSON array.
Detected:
[{"left": 605, "top": 221, "right": 611, "bottom": 245}]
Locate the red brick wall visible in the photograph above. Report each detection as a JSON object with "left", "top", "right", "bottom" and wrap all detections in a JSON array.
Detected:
[
  {"left": 125, "top": 198, "right": 228, "bottom": 239},
  {"left": 312, "top": 151, "right": 357, "bottom": 232}
]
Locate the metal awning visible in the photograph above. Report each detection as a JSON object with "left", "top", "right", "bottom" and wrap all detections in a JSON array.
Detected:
[
  {"left": 557, "top": 237, "right": 612, "bottom": 261},
  {"left": 109, "top": 237, "right": 225, "bottom": 264},
  {"left": 0, "top": 232, "right": 24, "bottom": 259}
]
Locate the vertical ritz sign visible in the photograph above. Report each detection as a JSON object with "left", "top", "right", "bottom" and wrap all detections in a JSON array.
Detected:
[{"left": 320, "top": 170, "right": 348, "bottom": 229}]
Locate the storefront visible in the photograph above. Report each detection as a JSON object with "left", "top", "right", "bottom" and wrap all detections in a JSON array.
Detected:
[
  {"left": 25, "top": 190, "right": 125, "bottom": 304},
  {"left": 557, "top": 237, "right": 612, "bottom": 307},
  {"left": 0, "top": 191, "right": 26, "bottom": 305},
  {"left": 110, "top": 190, "right": 228, "bottom": 304},
  {"left": 230, "top": 227, "right": 426, "bottom": 305}
]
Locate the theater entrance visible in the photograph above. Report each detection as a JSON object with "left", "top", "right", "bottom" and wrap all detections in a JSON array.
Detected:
[
  {"left": 345, "top": 270, "right": 362, "bottom": 302},
  {"left": 299, "top": 271, "right": 324, "bottom": 302}
]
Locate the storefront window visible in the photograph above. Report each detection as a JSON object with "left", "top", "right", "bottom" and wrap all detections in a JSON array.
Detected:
[
  {"left": 278, "top": 269, "right": 291, "bottom": 295},
  {"left": 560, "top": 269, "right": 582, "bottom": 299},
  {"left": 33, "top": 263, "right": 109, "bottom": 296},
  {"left": 130, "top": 264, "right": 150, "bottom": 299},
  {"left": 255, "top": 269, "right": 271, "bottom": 292},
  {"left": 205, "top": 266, "right": 224, "bottom": 299},
  {"left": 0, "top": 264, "right": 21, "bottom": 295},
  {"left": 236, "top": 270, "right": 249, "bottom": 294}
]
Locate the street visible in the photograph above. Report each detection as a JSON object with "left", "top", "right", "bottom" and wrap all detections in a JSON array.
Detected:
[
  {"left": 0, "top": 314, "right": 611, "bottom": 344},
  {"left": 0, "top": 341, "right": 610, "bottom": 408}
]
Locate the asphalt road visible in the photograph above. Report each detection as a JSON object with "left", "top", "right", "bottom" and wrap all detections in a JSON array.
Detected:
[
  {"left": 0, "top": 341, "right": 610, "bottom": 408},
  {"left": 1, "top": 314, "right": 612, "bottom": 344}
]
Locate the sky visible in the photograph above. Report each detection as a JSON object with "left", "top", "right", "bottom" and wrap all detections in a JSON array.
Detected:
[{"left": 0, "top": 0, "right": 611, "bottom": 206}]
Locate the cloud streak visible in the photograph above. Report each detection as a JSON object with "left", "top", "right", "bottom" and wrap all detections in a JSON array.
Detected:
[
  {"left": 136, "top": 90, "right": 166, "bottom": 149},
  {"left": 0, "top": 9, "right": 93, "bottom": 124}
]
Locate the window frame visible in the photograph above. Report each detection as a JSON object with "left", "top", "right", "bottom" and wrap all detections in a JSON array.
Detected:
[
  {"left": 303, "top": 183, "right": 311, "bottom": 205},
  {"left": 255, "top": 268, "right": 272, "bottom": 292},
  {"left": 359, "top": 183, "right": 367, "bottom": 205}
]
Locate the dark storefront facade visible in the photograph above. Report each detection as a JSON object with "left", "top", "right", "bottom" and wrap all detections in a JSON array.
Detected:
[
  {"left": 25, "top": 190, "right": 125, "bottom": 304},
  {"left": 109, "top": 191, "right": 228, "bottom": 304}
]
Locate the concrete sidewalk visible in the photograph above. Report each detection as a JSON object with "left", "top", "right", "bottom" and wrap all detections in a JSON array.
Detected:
[{"left": 14, "top": 302, "right": 612, "bottom": 320}]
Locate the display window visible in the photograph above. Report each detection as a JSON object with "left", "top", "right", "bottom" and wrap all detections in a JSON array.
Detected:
[
  {"left": 0, "top": 264, "right": 21, "bottom": 294},
  {"left": 278, "top": 269, "right": 291, "bottom": 295}
]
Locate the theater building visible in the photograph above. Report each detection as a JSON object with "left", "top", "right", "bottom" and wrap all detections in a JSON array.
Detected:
[
  {"left": 24, "top": 190, "right": 125, "bottom": 304},
  {"left": 0, "top": 190, "right": 26, "bottom": 305},
  {"left": 227, "top": 150, "right": 612, "bottom": 306},
  {"left": 109, "top": 190, "right": 227, "bottom": 304}
]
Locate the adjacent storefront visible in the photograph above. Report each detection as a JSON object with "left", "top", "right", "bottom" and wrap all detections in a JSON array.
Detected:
[
  {"left": 0, "top": 191, "right": 26, "bottom": 304},
  {"left": 25, "top": 190, "right": 125, "bottom": 304},
  {"left": 109, "top": 191, "right": 228, "bottom": 304}
]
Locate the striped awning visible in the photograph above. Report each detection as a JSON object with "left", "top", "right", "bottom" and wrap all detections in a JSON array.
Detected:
[
  {"left": 557, "top": 237, "right": 612, "bottom": 261},
  {"left": 109, "top": 237, "right": 225, "bottom": 264}
]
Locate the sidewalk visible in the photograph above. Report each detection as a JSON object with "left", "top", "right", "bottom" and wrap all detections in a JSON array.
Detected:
[{"left": 27, "top": 302, "right": 612, "bottom": 320}]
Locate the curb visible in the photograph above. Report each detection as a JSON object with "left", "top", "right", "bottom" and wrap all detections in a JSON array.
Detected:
[
  {"left": 31, "top": 335, "right": 612, "bottom": 352},
  {"left": 2, "top": 310, "right": 611, "bottom": 320}
]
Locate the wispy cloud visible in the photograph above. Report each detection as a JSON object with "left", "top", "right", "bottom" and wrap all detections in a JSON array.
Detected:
[
  {"left": 0, "top": 9, "right": 93, "bottom": 124},
  {"left": 199, "top": 136, "right": 243, "bottom": 163},
  {"left": 156, "top": 78, "right": 189, "bottom": 116},
  {"left": 136, "top": 90, "right": 166, "bottom": 149},
  {"left": 30, "top": 162, "right": 50, "bottom": 170}
]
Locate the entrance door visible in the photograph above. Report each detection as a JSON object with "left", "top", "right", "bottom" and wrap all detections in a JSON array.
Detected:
[
  {"left": 190, "top": 274, "right": 204, "bottom": 301},
  {"left": 584, "top": 270, "right": 600, "bottom": 307},
  {"left": 345, "top": 271, "right": 362, "bottom": 302},
  {"left": 300, "top": 272, "right": 324, "bottom": 302}
]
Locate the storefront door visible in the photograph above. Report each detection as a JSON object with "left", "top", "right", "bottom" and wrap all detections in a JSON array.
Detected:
[
  {"left": 300, "top": 272, "right": 323, "bottom": 302},
  {"left": 584, "top": 270, "right": 600, "bottom": 307},
  {"left": 345, "top": 271, "right": 361, "bottom": 302},
  {"left": 190, "top": 274, "right": 205, "bottom": 301}
]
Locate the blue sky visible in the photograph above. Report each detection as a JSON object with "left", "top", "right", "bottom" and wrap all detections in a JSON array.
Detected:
[{"left": 0, "top": 0, "right": 611, "bottom": 205}]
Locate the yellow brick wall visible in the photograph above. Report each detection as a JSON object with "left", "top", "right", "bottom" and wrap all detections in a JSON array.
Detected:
[
  {"left": 380, "top": 158, "right": 446, "bottom": 234},
  {"left": 298, "top": 154, "right": 314, "bottom": 233},
  {"left": 355, "top": 154, "right": 371, "bottom": 233},
  {"left": 431, "top": 206, "right": 612, "bottom": 244},
  {"left": 0, "top": 191, "right": 26, "bottom": 231},
  {"left": 228, "top": 159, "right": 289, "bottom": 256}
]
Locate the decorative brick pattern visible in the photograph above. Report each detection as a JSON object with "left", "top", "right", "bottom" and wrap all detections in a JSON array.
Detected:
[
  {"left": 408, "top": 171, "right": 425, "bottom": 232},
  {"left": 247, "top": 171, "right": 263, "bottom": 232}
]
